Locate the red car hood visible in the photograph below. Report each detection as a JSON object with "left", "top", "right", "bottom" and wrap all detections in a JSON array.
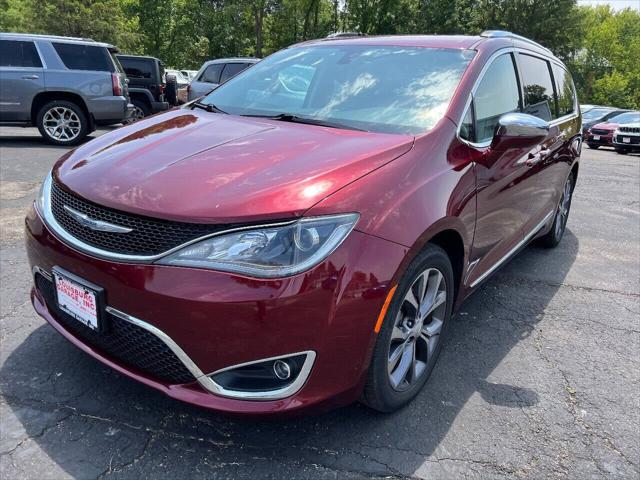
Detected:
[
  {"left": 592, "top": 122, "right": 618, "bottom": 131},
  {"left": 55, "top": 109, "right": 414, "bottom": 223}
]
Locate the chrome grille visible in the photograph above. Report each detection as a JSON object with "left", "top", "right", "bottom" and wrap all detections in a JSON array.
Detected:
[{"left": 50, "top": 180, "right": 228, "bottom": 256}]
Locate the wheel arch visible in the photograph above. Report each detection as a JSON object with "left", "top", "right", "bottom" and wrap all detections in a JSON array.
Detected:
[{"left": 31, "top": 91, "right": 92, "bottom": 128}]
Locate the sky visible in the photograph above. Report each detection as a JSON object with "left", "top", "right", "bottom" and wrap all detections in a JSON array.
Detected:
[{"left": 577, "top": 0, "right": 640, "bottom": 10}]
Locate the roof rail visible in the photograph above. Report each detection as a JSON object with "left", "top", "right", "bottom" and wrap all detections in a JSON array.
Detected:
[
  {"left": 480, "top": 30, "right": 552, "bottom": 54},
  {"left": 0, "top": 32, "right": 96, "bottom": 42}
]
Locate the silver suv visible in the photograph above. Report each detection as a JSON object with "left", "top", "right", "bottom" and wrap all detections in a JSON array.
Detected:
[
  {"left": 0, "top": 33, "right": 131, "bottom": 145},
  {"left": 187, "top": 58, "right": 259, "bottom": 102}
]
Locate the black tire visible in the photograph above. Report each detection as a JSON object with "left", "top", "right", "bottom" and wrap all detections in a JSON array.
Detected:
[
  {"left": 36, "top": 100, "right": 88, "bottom": 146},
  {"left": 538, "top": 171, "right": 575, "bottom": 248},
  {"left": 615, "top": 148, "right": 628, "bottom": 155},
  {"left": 165, "top": 75, "right": 178, "bottom": 106},
  {"left": 129, "top": 98, "right": 151, "bottom": 122},
  {"left": 587, "top": 143, "right": 599, "bottom": 149},
  {"left": 361, "top": 244, "right": 454, "bottom": 412}
]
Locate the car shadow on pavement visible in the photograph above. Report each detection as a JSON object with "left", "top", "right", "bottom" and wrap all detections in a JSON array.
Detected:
[{"left": 0, "top": 229, "right": 578, "bottom": 478}]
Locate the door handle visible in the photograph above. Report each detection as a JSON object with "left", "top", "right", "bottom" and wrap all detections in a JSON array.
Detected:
[
  {"left": 22, "top": 74, "right": 39, "bottom": 80},
  {"left": 525, "top": 149, "right": 550, "bottom": 167}
]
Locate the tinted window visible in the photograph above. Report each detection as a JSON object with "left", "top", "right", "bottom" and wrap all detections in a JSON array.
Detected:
[
  {"left": 53, "top": 43, "right": 115, "bottom": 72},
  {"left": 202, "top": 46, "right": 473, "bottom": 135},
  {"left": 608, "top": 112, "right": 640, "bottom": 124},
  {"left": 0, "top": 40, "right": 42, "bottom": 68},
  {"left": 553, "top": 64, "right": 575, "bottom": 117},
  {"left": 473, "top": 54, "right": 521, "bottom": 143},
  {"left": 518, "top": 54, "right": 556, "bottom": 121},
  {"left": 200, "top": 64, "right": 223, "bottom": 84},
  {"left": 119, "top": 58, "right": 153, "bottom": 79},
  {"left": 459, "top": 103, "right": 474, "bottom": 142},
  {"left": 220, "top": 63, "right": 249, "bottom": 83}
]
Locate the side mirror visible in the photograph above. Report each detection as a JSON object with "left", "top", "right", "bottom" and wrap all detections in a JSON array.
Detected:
[{"left": 490, "top": 113, "right": 549, "bottom": 151}]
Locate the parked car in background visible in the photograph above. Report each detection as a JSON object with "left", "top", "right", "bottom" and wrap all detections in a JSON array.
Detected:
[
  {"left": 181, "top": 69, "right": 198, "bottom": 80},
  {"left": 0, "top": 32, "right": 131, "bottom": 145},
  {"left": 581, "top": 107, "right": 628, "bottom": 138},
  {"left": 117, "top": 54, "right": 176, "bottom": 121},
  {"left": 27, "top": 31, "right": 582, "bottom": 415},
  {"left": 585, "top": 111, "right": 640, "bottom": 149},
  {"left": 187, "top": 57, "right": 259, "bottom": 101},
  {"left": 613, "top": 122, "right": 640, "bottom": 154},
  {"left": 165, "top": 68, "right": 190, "bottom": 86}
]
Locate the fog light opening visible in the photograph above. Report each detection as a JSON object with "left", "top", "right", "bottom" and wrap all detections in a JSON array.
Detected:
[{"left": 273, "top": 360, "right": 291, "bottom": 380}]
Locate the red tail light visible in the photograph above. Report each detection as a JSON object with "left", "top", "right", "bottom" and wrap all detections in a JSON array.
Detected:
[
  {"left": 111, "top": 73, "right": 122, "bottom": 96},
  {"left": 159, "top": 84, "right": 165, "bottom": 94}
]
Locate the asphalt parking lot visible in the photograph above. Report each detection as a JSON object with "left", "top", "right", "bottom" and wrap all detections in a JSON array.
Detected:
[{"left": 1, "top": 126, "right": 638, "bottom": 479}]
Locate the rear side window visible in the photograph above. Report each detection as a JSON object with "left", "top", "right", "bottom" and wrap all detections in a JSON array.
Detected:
[
  {"left": 200, "top": 64, "right": 223, "bottom": 84},
  {"left": 518, "top": 54, "right": 557, "bottom": 121},
  {"left": 220, "top": 63, "right": 249, "bottom": 83},
  {"left": 553, "top": 64, "right": 576, "bottom": 117},
  {"left": 472, "top": 53, "right": 521, "bottom": 143},
  {"left": 53, "top": 43, "right": 115, "bottom": 72},
  {"left": 0, "top": 40, "right": 42, "bottom": 68},
  {"left": 120, "top": 58, "right": 153, "bottom": 79}
]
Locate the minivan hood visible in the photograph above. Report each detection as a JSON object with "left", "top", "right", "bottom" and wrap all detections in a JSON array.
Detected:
[{"left": 55, "top": 109, "right": 414, "bottom": 223}]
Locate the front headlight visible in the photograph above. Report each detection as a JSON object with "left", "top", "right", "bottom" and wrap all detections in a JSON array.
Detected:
[
  {"left": 35, "top": 172, "right": 52, "bottom": 216},
  {"left": 156, "top": 213, "right": 359, "bottom": 278}
]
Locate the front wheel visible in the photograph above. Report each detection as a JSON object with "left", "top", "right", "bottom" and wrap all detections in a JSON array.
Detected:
[
  {"left": 362, "top": 245, "right": 454, "bottom": 412},
  {"left": 538, "top": 172, "right": 574, "bottom": 248},
  {"left": 615, "top": 148, "right": 628, "bottom": 155}
]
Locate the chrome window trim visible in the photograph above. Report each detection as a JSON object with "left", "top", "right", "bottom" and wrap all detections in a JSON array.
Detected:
[
  {"left": 455, "top": 47, "right": 579, "bottom": 148},
  {"left": 469, "top": 209, "right": 554, "bottom": 288},
  {"left": 37, "top": 173, "right": 296, "bottom": 263},
  {"left": 32, "top": 266, "right": 316, "bottom": 401}
]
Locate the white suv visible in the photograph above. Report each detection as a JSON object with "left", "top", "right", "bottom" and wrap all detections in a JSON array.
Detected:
[{"left": 613, "top": 123, "right": 640, "bottom": 154}]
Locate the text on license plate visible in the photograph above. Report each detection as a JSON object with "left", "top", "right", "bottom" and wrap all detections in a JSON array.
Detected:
[
  {"left": 54, "top": 272, "right": 99, "bottom": 330},
  {"left": 623, "top": 137, "right": 631, "bottom": 143}
]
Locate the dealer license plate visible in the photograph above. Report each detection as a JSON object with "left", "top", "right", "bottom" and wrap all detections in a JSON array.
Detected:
[
  {"left": 53, "top": 269, "right": 101, "bottom": 330},
  {"left": 623, "top": 137, "right": 631, "bottom": 143},
  {"left": 593, "top": 135, "right": 600, "bottom": 141}
]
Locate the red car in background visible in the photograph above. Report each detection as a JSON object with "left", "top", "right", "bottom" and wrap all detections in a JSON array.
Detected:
[
  {"left": 26, "top": 31, "right": 581, "bottom": 416},
  {"left": 586, "top": 111, "right": 640, "bottom": 149}
]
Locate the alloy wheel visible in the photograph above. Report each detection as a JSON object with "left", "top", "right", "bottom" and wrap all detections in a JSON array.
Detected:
[
  {"left": 387, "top": 268, "right": 447, "bottom": 392},
  {"left": 132, "top": 106, "right": 146, "bottom": 121},
  {"left": 555, "top": 175, "right": 573, "bottom": 238},
  {"left": 42, "top": 107, "right": 81, "bottom": 142}
]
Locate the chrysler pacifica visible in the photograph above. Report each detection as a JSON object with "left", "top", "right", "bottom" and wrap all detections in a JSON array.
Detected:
[{"left": 26, "top": 31, "right": 581, "bottom": 415}]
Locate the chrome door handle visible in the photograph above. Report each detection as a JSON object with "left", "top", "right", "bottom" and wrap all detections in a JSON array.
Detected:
[
  {"left": 22, "top": 75, "right": 39, "bottom": 80},
  {"left": 525, "top": 149, "right": 550, "bottom": 167}
]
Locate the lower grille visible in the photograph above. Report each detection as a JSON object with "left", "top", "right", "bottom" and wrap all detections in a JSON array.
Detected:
[
  {"left": 35, "top": 274, "right": 196, "bottom": 385},
  {"left": 615, "top": 135, "right": 640, "bottom": 145}
]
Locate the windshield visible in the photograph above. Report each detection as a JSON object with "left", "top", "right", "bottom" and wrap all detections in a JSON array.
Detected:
[
  {"left": 582, "top": 108, "right": 612, "bottom": 121},
  {"left": 609, "top": 112, "right": 640, "bottom": 124},
  {"left": 201, "top": 45, "right": 474, "bottom": 135}
]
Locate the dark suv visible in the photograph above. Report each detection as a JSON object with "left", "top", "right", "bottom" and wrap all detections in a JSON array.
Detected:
[
  {"left": 117, "top": 55, "right": 174, "bottom": 120},
  {"left": 0, "top": 32, "right": 131, "bottom": 145}
]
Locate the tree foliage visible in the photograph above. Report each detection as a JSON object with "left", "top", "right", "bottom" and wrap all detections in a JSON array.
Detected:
[{"left": 1, "top": 0, "right": 638, "bottom": 108}]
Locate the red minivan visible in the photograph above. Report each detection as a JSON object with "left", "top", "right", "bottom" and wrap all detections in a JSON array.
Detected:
[{"left": 26, "top": 31, "right": 581, "bottom": 415}]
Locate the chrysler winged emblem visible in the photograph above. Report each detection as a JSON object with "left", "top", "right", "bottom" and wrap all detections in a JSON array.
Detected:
[{"left": 63, "top": 205, "right": 133, "bottom": 233}]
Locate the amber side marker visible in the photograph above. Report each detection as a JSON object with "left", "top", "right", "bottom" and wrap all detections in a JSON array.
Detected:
[{"left": 374, "top": 285, "right": 397, "bottom": 333}]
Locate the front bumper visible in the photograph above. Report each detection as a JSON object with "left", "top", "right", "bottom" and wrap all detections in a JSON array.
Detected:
[
  {"left": 612, "top": 133, "right": 640, "bottom": 150},
  {"left": 151, "top": 100, "right": 170, "bottom": 113},
  {"left": 25, "top": 205, "right": 407, "bottom": 415},
  {"left": 586, "top": 132, "right": 614, "bottom": 146}
]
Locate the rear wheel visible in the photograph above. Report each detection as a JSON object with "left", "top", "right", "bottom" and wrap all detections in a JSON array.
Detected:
[
  {"left": 538, "top": 172, "right": 574, "bottom": 248},
  {"left": 130, "top": 99, "right": 150, "bottom": 121},
  {"left": 362, "top": 245, "right": 454, "bottom": 412},
  {"left": 587, "top": 143, "right": 599, "bottom": 149},
  {"left": 36, "top": 100, "right": 88, "bottom": 146}
]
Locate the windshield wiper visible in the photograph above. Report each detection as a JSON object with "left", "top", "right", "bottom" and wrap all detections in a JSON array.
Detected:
[
  {"left": 192, "top": 101, "right": 227, "bottom": 114},
  {"left": 241, "top": 113, "right": 367, "bottom": 132}
]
